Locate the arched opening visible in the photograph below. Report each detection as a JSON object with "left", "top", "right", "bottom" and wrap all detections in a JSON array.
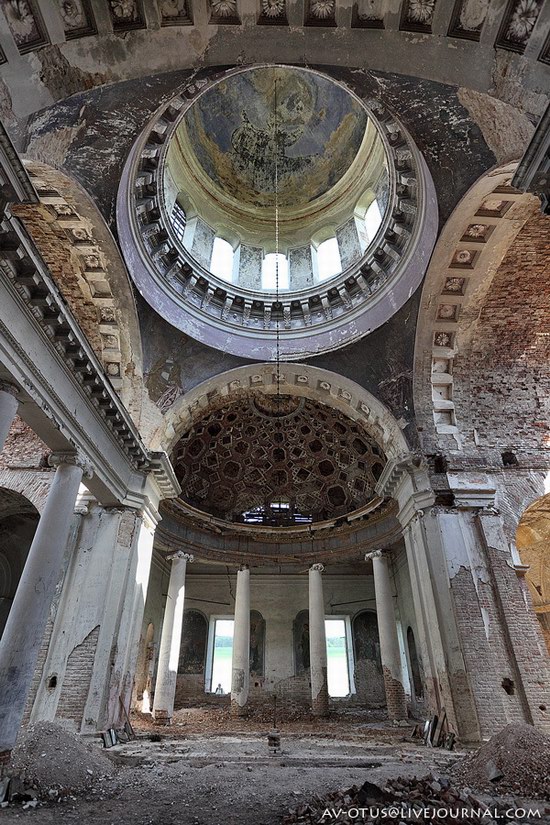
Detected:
[
  {"left": 406, "top": 626, "right": 423, "bottom": 699},
  {"left": 135, "top": 622, "right": 156, "bottom": 713},
  {"left": 0, "top": 487, "right": 39, "bottom": 639},
  {"left": 262, "top": 253, "right": 289, "bottom": 290},
  {"left": 516, "top": 493, "right": 550, "bottom": 656},
  {"left": 250, "top": 610, "right": 266, "bottom": 680},
  {"left": 316, "top": 237, "right": 342, "bottom": 281},
  {"left": 210, "top": 237, "right": 234, "bottom": 282},
  {"left": 352, "top": 610, "right": 385, "bottom": 708}
]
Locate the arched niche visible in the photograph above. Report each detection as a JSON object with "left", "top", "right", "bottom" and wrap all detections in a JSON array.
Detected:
[
  {"left": 178, "top": 609, "right": 208, "bottom": 675},
  {"left": 293, "top": 610, "right": 310, "bottom": 676},
  {"left": 352, "top": 610, "right": 385, "bottom": 708},
  {"left": 250, "top": 610, "right": 265, "bottom": 679},
  {"left": 0, "top": 486, "right": 40, "bottom": 638},
  {"left": 406, "top": 625, "right": 423, "bottom": 699}
]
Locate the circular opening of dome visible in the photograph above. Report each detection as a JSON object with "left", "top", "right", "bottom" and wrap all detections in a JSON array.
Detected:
[
  {"left": 118, "top": 64, "right": 437, "bottom": 360},
  {"left": 163, "top": 66, "right": 389, "bottom": 292}
]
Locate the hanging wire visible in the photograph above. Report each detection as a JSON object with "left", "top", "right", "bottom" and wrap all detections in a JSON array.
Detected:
[{"left": 274, "top": 73, "right": 281, "bottom": 410}]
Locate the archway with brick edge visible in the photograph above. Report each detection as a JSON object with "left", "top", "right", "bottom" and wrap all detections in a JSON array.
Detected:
[
  {"left": 516, "top": 493, "right": 550, "bottom": 658},
  {"left": 0, "top": 486, "right": 40, "bottom": 638},
  {"left": 9, "top": 161, "right": 152, "bottom": 429},
  {"left": 412, "top": 167, "right": 550, "bottom": 737}
]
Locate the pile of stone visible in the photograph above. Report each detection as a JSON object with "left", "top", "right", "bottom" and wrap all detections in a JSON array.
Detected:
[
  {"left": 452, "top": 723, "right": 550, "bottom": 800},
  {"left": 282, "top": 772, "right": 541, "bottom": 824},
  {"left": 1, "top": 722, "right": 115, "bottom": 807}
]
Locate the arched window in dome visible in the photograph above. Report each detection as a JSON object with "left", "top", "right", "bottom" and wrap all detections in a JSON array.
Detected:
[
  {"left": 316, "top": 237, "right": 342, "bottom": 282},
  {"left": 261, "top": 253, "right": 289, "bottom": 291},
  {"left": 364, "top": 199, "right": 382, "bottom": 243},
  {"left": 210, "top": 237, "right": 234, "bottom": 282}
]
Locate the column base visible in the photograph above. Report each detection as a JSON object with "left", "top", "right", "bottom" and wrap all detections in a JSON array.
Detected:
[
  {"left": 152, "top": 710, "right": 172, "bottom": 726},
  {"left": 230, "top": 700, "right": 248, "bottom": 718},
  {"left": 383, "top": 667, "right": 408, "bottom": 721}
]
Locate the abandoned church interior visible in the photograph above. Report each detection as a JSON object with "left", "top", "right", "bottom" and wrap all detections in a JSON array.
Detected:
[{"left": 0, "top": 0, "right": 549, "bottom": 819}]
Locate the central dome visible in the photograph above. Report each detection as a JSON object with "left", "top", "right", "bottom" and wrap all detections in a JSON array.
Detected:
[
  {"left": 118, "top": 63, "right": 438, "bottom": 360},
  {"left": 163, "top": 65, "right": 389, "bottom": 291},
  {"left": 177, "top": 66, "right": 369, "bottom": 209}
]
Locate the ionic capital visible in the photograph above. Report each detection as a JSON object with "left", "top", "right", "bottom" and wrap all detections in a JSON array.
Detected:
[
  {"left": 310, "top": 563, "right": 325, "bottom": 573},
  {"left": 167, "top": 550, "right": 194, "bottom": 563},
  {"left": 49, "top": 450, "right": 93, "bottom": 479},
  {"left": 364, "top": 549, "right": 384, "bottom": 562}
]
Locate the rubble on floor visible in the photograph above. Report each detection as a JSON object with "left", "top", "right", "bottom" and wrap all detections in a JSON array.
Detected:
[
  {"left": 452, "top": 723, "right": 550, "bottom": 799},
  {"left": 282, "top": 771, "right": 549, "bottom": 824},
  {"left": 1, "top": 722, "right": 115, "bottom": 808}
]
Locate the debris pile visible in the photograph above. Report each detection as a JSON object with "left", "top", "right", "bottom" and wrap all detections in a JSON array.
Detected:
[
  {"left": 1, "top": 722, "right": 115, "bottom": 807},
  {"left": 452, "top": 723, "right": 550, "bottom": 799},
  {"left": 283, "top": 772, "right": 540, "bottom": 824}
]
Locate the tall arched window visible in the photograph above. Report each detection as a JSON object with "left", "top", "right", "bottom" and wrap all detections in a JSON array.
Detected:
[
  {"left": 210, "top": 237, "right": 234, "bottom": 282},
  {"left": 262, "top": 253, "right": 289, "bottom": 290},
  {"left": 317, "top": 238, "right": 342, "bottom": 281},
  {"left": 364, "top": 199, "right": 382, "bottom": 242}
]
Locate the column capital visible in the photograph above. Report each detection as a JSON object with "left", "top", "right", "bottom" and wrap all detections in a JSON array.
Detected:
[
  {"left": 0, "top": 380, "right": 19, "bottom": 398},
  {"left": 310, "top": 563, "right": 325, "bottom": 573},
  {"left": 49, "top": 450, "right": 93, "bottom": 479},
  {"left": 166, "top": 550, "right": 194, "bottom": 563},
  {"left": 365, "top": 549, "right": 385, "bottom": 562}
]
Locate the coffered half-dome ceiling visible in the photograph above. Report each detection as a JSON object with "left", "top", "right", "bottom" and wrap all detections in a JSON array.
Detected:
[{"left": 171, "top": 393, "right": 386, "bottom": 526}]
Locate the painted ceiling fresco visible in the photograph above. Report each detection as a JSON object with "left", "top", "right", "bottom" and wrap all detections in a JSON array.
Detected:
[{"left": 180, "top": 67, "right": 369, "bottom": 209}]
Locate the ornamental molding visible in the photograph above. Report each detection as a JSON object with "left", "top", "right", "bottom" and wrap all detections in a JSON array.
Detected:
[{"left": 117, "top": 64, "right": 438, "bottom": 360}]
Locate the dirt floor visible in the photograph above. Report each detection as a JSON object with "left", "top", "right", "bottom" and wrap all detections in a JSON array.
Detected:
[{"left": 1, "top": 710, "right": 549, "bottom": 824}]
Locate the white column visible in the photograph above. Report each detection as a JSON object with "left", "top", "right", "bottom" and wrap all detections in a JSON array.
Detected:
[
  {"left": 231, "top": 566, "right": 250, "bottom": 717},
  {"left": 153, "top": 551, "right": 193, "bottom": 725},
  {"left": 309, "top": 563, "right": 329, "bottom": 717},
  {"left": 0, "top": 451, "right": 92, "bottom": 753},
  {"left": 0, "top": 381, "right": 19, "bottom": 454},
  {"left": 366, "top": 550, "right": 407, "bottom": 721}
]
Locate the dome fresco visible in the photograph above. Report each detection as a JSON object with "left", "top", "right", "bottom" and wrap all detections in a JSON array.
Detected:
[{"left": 179, "top": 66, "right": 369, "bottom": 209}]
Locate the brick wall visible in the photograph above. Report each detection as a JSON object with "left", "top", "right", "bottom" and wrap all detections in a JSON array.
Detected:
[
  {"left": 11, "top": 203, "right": 103, "bottom": 356},
  {"left": 0, "top": 417, "right": 49, "bottom": 471},
  {"left": 56, "top": 627, "right": 100, "bottom": 728},
  {"left": 451, "top": 212, "right": 550, "bottom": 467}
]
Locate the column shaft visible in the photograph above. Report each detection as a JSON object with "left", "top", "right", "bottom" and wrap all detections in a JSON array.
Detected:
[
  {"left": 0, "top": 383, "right": 18, "bottom": 454},
  {"left": 153, "top": 553, "right": 190, "bottom": 724},
  {"left": 371, "top": 551, "right": 407, "bottom": 721},
  {"left": 309, "top": 564, "right": 329, "bottom": 717},
  {"left": 231, "top": 567, "right": 250, "bottom": 716},
  {"left": 0, "top": 456, "right": 86, "bottom": 752}
]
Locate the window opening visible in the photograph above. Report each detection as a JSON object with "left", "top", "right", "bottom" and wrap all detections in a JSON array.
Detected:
[
  {"left": 317, "top": 238, "right": 342, "bottom": 281},
  {"left": 262, "top": 253, "right": 289, "bottom": 290},
  {"left": 325, "top": 618, "right": 351, "bottom": 697},
  {"left": 210, "top": 237, "right": 234, "bottom": 282},
  {"left": 210, "top": 618, "right": 234, "bottom": 694}
]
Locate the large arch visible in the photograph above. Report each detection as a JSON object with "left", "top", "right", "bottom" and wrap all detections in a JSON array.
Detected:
[
  {"left": 0, "top": 486, "right": 39, "bottom": 638},
  {"left": 151, "top": 362, "right": 413, "bottom": 462},
  {"left": 516, "top": 492, "right": 550, "bottom": 656}
]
